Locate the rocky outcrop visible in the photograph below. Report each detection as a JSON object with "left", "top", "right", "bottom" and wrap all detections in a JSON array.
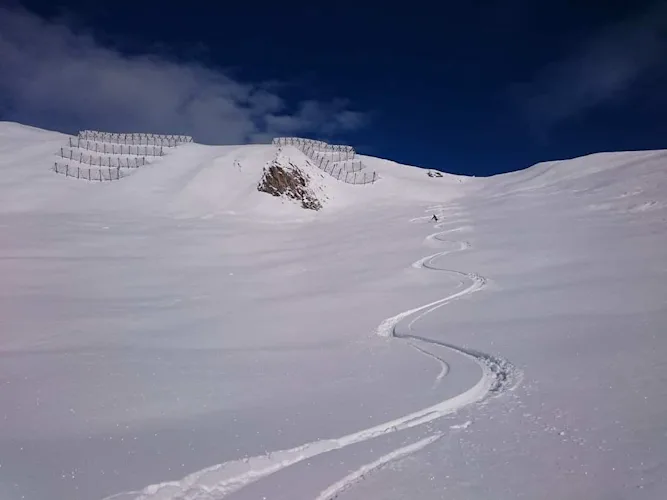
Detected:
[{"left": 257, "top": 160, "right": 322, "bottom": 210}]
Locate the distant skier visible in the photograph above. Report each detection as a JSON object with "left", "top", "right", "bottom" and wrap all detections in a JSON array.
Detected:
[{"left": 431, "top": 214, "right": 438, "bottom": 222}]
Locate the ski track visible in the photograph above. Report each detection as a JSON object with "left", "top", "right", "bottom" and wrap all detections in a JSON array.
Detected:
[
  {"left": 317, "top": 209, "right": 518, "bottom": 497},
  {"left": 425, "top": 227, "right": 473, "bottom": 244},
  {"left": 103, "top": 209, "right": 518, "bottom": 500},
  {"left": 313, "top": 434, "right": 443, "bottom": 500},
  {"left": 407, "top": 341, "right": 449, "bottom": 388}
]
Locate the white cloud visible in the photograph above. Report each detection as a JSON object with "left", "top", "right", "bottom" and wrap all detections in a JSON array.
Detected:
[
  {"left": 515, "top": 3, "right": 667, "bottom": 129},
  {"left": 0, "top": 7, "right": 367, "bottom": 144}
]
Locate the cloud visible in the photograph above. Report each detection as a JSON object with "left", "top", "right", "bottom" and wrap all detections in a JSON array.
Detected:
[
  {"left": 0, "top": 7, "right": 367, "bottom": 144},
  {"left": 265, "top": 100, "right": 369, "bottom": 137},
  {"left": 515, "top": 2, "right": 667, "bottom": 130}
]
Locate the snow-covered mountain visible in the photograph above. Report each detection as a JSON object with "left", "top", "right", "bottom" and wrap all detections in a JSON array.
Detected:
[
  {"left": 1, "top": 121, "right": 665, "bottom": 500},
  {"left": 0, "top": 122, "right": 469, "bottom": 217}
]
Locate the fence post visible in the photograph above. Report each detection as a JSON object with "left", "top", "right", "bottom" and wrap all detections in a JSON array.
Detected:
[
  {"left": 65, "top": 164, "right": 69, "bottom": 176},
  {"left": 354, "top": 172, "right": 357, "bottom": 184}
]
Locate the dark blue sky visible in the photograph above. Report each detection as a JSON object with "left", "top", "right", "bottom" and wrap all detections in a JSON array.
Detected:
[{"left": 4, "top": 0, "right": 667, "bottom": 175}]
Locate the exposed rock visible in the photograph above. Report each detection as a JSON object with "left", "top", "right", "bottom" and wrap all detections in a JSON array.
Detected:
[
  {"left": 257, "top": 160, "right": 322, "bottom": 210},
  {"left": 427, "top": 170, "right": 444, "bottom": 178}
]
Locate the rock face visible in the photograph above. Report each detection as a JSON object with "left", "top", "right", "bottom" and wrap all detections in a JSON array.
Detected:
[{"left": 257, "top": 160, "right": 322, "bottom": 210}]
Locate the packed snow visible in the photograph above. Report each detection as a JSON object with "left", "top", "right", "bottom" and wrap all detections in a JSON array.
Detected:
[{"left": 0, "top": 122, "right": 666, "bottom": 500}]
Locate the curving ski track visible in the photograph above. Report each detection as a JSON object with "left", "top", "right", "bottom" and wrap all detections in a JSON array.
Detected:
[
  {"left": 313, "top": 434, "right": 443, "bottom": 500},
  {"left": 104, "top": 210, "right": 518, "bottom": 500}
]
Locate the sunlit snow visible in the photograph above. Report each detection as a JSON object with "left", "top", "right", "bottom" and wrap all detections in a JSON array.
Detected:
[{"left": 1, "top": 122, "right": 665, "bottom": 500}]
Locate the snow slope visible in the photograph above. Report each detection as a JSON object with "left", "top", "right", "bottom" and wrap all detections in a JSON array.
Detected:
[{"left": 1, "top": 122, "right": 666, "bottom": 500}]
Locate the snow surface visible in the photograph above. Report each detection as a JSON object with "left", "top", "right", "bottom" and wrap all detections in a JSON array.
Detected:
[{"left": 1, "top": 121, "right": 666, "bottom": 500}]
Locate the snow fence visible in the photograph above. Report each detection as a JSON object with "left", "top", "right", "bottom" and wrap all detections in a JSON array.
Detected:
[
  {"left": 272, "top": 137, "right": 378, "bottom": 185},
  {"left": 53, "top": 162, "right": 126, "bottom": 181},
  {"left": 58, "top": 148, "right": 148, "bottom": 168},
  {"left": 52, "top": 130, "right": 192, "bottom": 181},
  {"left": 78, "top": 131, "right": 193, "bottom": 147},
  {"left": 66, "top": 138, "right": 165, "bottom": 157}
]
